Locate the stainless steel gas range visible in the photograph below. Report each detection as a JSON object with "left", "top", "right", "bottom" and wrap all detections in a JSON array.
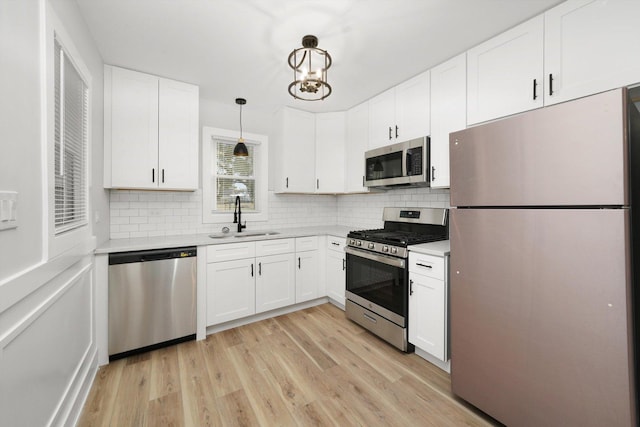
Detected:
[{"left": 345, "top": 207, "right": 448, "bottom": 352}]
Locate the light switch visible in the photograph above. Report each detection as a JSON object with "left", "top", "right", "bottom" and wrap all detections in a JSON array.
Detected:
[{"left": 0, "top": 191, "right": 18, "bottom": 231}]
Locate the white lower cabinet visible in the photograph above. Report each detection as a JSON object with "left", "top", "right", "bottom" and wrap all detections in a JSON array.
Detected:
[
  {"left": 408, "top": 252, "right": 448, "bottom": 362},
  {"left": 206, "top": 258, "right": 255, "bottom": 325},
  {"left": 325, "top": 236, "right": 346, "bottom": 307},
  {"left": 206, "top": 239, "right": 296, "bottom": 326},
  {"left": 295, "top": 237, "right": 320, "bottom": 303},
  {"left": 255, "top": 253, "right": 296, "bottom": 313}
]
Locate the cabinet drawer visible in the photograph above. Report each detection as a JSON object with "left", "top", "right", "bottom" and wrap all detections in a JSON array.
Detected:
[
  {"left": 296, "top": 236, "right": 318, "bottom": 252},
  {"left": 255, "top": 238, "right": 295, "bottom": 256},
  {"left": 327, "top": 236, "right": 345, "bottom": 251},
  {"left": 207, "top": 241, "right": 256, "bottom": 263},
  {"left": 409, "top": 252, "right": 445, "bottom": 280}
]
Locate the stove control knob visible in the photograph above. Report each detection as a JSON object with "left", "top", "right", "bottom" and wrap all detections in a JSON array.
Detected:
[
  {"left": 356, "top": 240, "right": 362, "bottom": 247},
  {"left": 368, "top": 243, "right": 375, "bottom": 249},
  {"left": 382, "top": 246, "right": 389, "bottom": 253},
  {"left": 349, "top": 239, "right": 355, "bottom": 245},
  {"left": 391, "top": 247, "right": 397, "bottom": 254}
]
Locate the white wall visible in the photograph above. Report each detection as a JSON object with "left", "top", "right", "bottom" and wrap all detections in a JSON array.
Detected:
[
  {"left": 0, "top": 0, "right": 45, "bottom": 278},
  {"left": 0, "top": 0, "right": 105, "bottom": 425}
]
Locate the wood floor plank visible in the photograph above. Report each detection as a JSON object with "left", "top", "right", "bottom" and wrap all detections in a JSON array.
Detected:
[
  {"left": 78, "top": 303, "right": 498, "bottom": 426},
  {"left": 226, "top": 342, "right": 298, "bottom": 426},
  {"left": 275, "top": 314, "right": 337, "bottom": 371},
  {"left": 259, "top": 329, "right": 327, "bottom": 407},
  {"left": 109, "top": 356, "right": 152, "bottom": 426},
  {"left": 215, "top": 389, "right": 260, "bottom": 427},
  {"left": 149, "top": 345, "right": 180, "bottom": 401},
  {"left": 200, "top": 332, "right": 244, "bottom": 398},
  {"left": 146, "top": 391, "right": 184, "bottom": 427},
  {"left": 76, "top": 358, "right": 125, "bottom": 427},
  {"left": 177, "top": 340, "right": 222, "bottom": 426}
]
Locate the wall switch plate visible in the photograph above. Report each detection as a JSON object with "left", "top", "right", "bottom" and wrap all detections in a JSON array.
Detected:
[{"left": 0, "top": 191, "right": 18, "bottom": 231}]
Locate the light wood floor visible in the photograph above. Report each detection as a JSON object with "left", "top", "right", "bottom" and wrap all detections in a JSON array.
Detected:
[{"left": 79, "top": 303, "right": 498, "bottom": 426}]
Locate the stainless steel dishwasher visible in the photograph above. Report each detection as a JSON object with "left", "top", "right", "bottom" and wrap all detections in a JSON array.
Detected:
[{"left": 108, "top": 246, "right": 197, "bottom": 360}]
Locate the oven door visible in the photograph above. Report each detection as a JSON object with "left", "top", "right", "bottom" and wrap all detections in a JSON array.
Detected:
[{"left": 345, "top": 246, "right": 408, "bottom": 327}]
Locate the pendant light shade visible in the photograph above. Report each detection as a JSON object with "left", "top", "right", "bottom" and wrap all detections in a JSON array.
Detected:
[{"left": 233, "top": 98, "right": 249, "bottom": 156}]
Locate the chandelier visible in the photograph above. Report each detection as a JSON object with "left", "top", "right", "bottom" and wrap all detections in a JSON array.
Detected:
[{"left": 288, "top": 35, "right": 332, "bottom": 101}]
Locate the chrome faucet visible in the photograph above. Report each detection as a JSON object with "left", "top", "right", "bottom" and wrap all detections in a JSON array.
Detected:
[{"left": 233, "top": 195, "right": 246, "bottom": 233}]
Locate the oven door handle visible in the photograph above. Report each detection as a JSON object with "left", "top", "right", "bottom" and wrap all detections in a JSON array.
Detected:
[{"left": 345, "top": 246, "right": 406, "bottom": 268}]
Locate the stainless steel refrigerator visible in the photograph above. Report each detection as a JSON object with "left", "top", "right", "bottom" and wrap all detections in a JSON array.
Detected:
[{"left": 449, "top": 88, "right": 638, "bottom": 427}]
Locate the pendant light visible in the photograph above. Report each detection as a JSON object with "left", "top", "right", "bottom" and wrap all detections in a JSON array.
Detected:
[{"left": 233, "top": 98, "right": 249, "bottom": 156}]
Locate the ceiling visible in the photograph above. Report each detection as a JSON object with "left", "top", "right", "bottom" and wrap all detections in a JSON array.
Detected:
[{"left": 75, "top": 0, "right": 563, "bottom": 114}]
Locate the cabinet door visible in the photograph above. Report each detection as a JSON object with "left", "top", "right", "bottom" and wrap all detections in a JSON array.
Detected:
[
  {"left": 279, "top": 108, "right": 316, "bottom": 192},
  {"left": 296, "top": 250, "right": 319, "bottom": 303},
  {"left": 109, "top": 66, "right": 159, "bottom": 189},
  {"left": 206, "top": 258, "right": 255, "bottom": 325},
  {"left": 395, "top": 70, "right": 430, "bottom": 142},
  {"left": 325, "top": 248, "right": 346, "bottom": 306},
  {"left": 255, "top": 253, "right": 295, "bottom": 313},
  {"left": 430, "top": 54, "right": 466, "bottom": 189},
  {"left": 368, "top": 88, "right": 396, "bottom": 149},
  {"left": 409, "top": 273, "right": 446, "bottom": 361},
  {"left": 544, "top": 0, "right": 640, "bottom": 106},
  {"left": 345, "top": 101, "right": 370, "bottom": 192},
  {"left": 158, "top": 78, "right": 199, "bottom": 190},
  {"left": 467, "top": 15, "right": 544, "bottom": 125},
  {"left": 315, "top": 112, "right": 346, "bottom": 193}
]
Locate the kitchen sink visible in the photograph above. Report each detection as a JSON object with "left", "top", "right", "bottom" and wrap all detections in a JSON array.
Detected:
[
  {"left": 208, "top": 231, "right": 280, "bottom": 239},
  {"left": 233, "top": 231, "right": 280, "bottom": 238}
]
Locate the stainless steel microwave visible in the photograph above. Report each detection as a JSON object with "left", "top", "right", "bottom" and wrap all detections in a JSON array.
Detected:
[{"left": 364, "top": 137, "right": 430, "bottom": 188}]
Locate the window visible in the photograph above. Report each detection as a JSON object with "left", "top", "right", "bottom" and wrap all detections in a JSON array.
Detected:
[
  {"left": 202, "top": 127, "right": 268, "bottom": 223},
  {"left": 45, "top": 5, "right": 92, "bottom": 259},
  {"left": 53, "top": 36, "right": 88, "bottom": 235}
]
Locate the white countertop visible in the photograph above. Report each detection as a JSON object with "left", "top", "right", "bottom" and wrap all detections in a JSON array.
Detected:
[
  {"left": 408, "top": 240, "right": 450, "bottom": 256},
  {"left": 95, "top": 225, "right": 352, "bottom": 254}
]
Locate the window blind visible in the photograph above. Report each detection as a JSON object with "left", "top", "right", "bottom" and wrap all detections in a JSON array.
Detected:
[
  {"left": 215, "top": 140, "right": 256, "bottom": 211},
  {"left": 54, "top": 37, "right": 88, "bottom": 234}
]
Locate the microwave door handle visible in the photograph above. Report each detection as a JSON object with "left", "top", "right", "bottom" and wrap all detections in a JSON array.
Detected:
[{"left": 405, "top": 151, "right": 411, "bottom": 176}]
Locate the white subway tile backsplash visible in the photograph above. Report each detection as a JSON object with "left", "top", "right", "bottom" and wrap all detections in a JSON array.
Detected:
[{"left": 109, "top": 187, "right": 450, "bottom": 239}]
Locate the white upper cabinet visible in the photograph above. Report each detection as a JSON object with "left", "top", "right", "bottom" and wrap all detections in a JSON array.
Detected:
[
  {"left": 345, "top": 101, "right": 370, "bottom": 193},
  {"left": 104, "top": 65, "right": 199, "bottom": 190},
  {"left": 158, "top": 78, "right": 199, "bottom": 189},
  {"left": 369, "top": 71, "right": 430, "bottom": 149},
  {"left": 430, "top": 53, "right": 466, "bottom": 189},
  {"left": 272, "top": 107, "right": 316, "bottom": 193},
  {"left": 315, "top": 112, "right": 346, "bottom": 193},
  {"left": 369, "top": 88, "right": 397, "bottom": 149},
  {"left": 544, "top": 0, "right": 640, "bottom": 106},
  {"left": 466, "top": 16, "right": 544, "bottom": 125},
  {"left": 395, "top": 70, "right": 431, "bottom": 143}
]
